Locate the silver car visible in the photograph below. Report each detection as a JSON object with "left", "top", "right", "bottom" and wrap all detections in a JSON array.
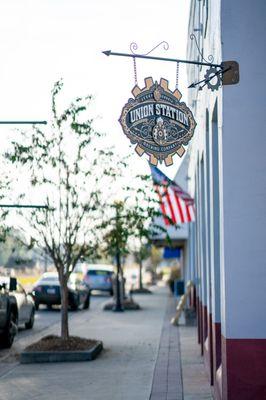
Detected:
[
  {"left": 0, "top": 277, "right": 35, "bottom": 330},
  {"left": 83, "top": 265, "right": 114, "bottom": 296}
]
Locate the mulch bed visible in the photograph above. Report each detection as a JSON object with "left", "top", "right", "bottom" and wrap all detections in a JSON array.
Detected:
[
  {"left": 25, "top": 335, "right": 98, "bottom": 352},
  {"left": 122, "top": 298, "right": 141, "bottom": 309},
  {"left": 130, "top": 288, "right": 152, "bottom": 294},
  {"left": 103, "top": 297, "right": 141, "bottom": 310}
]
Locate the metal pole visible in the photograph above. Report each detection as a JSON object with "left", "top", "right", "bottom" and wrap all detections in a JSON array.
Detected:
[
  {"left": 0, "top": 121, "right": 47, "bottom": 125},
  {"left": 112, "top": 204, "right": 124, "bottom": 312},
  {"left": 0, "top": 204, "right": 48, "bottom": 209},
  {"left": 102, "top": 50, "right": 222, "bottom": 68}
]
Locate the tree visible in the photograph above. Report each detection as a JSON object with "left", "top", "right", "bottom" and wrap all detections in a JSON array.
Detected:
[
  {"left": 6, "top": 80, "right": 117, "bottom": 339},
  {"left": 0, "top": 174, "right": 11, "bottom": 246},
  {"left": 101, "top": 173, "right": 171, "bottom": 295},
  {"left": 132, "top": 244, "right": 150, "bottom": 291},
  {"left": 126, "top": 173, "right": 172, "bottom": 292},
  {"left": 100, "top": 200, "right": 133, "bottom": 310}
]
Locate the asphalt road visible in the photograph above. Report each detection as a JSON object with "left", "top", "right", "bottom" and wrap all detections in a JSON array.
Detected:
[{"left": 0, "top": 293, "right": 110, "bottom": 373}]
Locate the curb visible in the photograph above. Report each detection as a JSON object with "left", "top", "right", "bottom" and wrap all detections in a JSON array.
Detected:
[{"left": 20, "top": 341, "right": 103, "bottom": 364}]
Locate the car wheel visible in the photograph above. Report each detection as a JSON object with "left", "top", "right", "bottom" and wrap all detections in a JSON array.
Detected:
[
  {"left": 1, "top": 310, "right": 18, "bottom": 349},
  {"left": 83, "top": 294, "right": 90, "bottom": 310},
  {"left": 25, "top": 308, "right": 35, "bottom": 330}
]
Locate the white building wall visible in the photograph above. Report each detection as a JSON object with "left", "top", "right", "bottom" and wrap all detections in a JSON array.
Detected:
[
  {"left": 187, "top": 0, "right": 266, "bottom": 337},
  {"left": 186, "top": 1, "right": 266, "bottom": 397},
  {"left": 220, "top": 0, "right": 266, "bottom": 338},
  {"left": 187, "top": 0, "right": 222, "bottom": 323}
]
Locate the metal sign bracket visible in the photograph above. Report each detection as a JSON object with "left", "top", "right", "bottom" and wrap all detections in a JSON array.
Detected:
[
  {"left": 103, "top": 40, "right": 239, "bottom": 91},
  {"left": 221, "top": 61, "right": 240, "bottom": 85}
]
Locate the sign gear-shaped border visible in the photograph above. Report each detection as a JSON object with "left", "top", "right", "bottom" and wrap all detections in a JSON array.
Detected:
[
  {"left": 119, "top": 77, "right": 196, "bottom": 166},
  {"left": 133, "top": 78, "right": 184, "bottom": 166}
]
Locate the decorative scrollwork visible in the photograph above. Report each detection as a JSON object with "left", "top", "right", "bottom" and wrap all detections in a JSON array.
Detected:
[
  {"left": 190, "top": 33, "right": 214, "bottom": 64},
  {"left": 130, "top": 41, "right": 169, "bottom": 56}
]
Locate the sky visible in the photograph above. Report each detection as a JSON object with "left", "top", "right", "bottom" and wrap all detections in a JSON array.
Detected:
[{"left": 0, "top": 0, "right": 190, "bottom": 185}]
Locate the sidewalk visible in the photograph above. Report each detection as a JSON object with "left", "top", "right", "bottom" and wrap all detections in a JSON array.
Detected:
[
  {"left": 0, "top": 287, "right": 213, "bottom": 400},
  {"left": 149, "top": 294, "right": 213, "bottom": 400}
]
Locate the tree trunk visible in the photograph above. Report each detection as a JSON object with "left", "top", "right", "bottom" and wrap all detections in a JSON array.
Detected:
[
  {"left": 60, "top": 275, "right": 69, "bottom": 339},
  {"left": 139, "top": 258, "right": 143, "bottom": 290}
]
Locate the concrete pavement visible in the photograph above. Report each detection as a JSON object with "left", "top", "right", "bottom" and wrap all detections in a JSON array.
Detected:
[
  {"left": 179, "top": 325, "right": 213, "bottom": 400},
  {"left": 0, "top": 287, "right": 213, "bottom": 400}
]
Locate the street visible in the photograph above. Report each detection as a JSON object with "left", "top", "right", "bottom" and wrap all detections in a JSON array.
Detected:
[
  {"left": 0, "top": 294, "right": 107, "bottom": 377},
  {"left": 17, "top": 293, "right": 106, "bottom": 340}
]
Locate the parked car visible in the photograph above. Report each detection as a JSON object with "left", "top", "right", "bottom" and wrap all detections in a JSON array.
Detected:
[
  {"left": 32, "top": 272, "right": 91, "bottom": 311},
  {"left": 83, "top": 265, "right": 114, "bottom": 296},
  {"left": 0, "top": 277, "right": 18, "bottom": 348},
  {"left": 0, "top": 276, "right": 35, "bottom": 348}
]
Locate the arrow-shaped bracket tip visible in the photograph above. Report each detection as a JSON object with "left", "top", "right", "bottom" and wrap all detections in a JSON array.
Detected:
[{"left": 102, "top": 50, "right": 111, "bottom": 56}]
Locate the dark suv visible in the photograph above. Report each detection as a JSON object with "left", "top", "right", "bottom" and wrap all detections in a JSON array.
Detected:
[{"left": 0, "top": 278, "right": 18, "bottom": 348}]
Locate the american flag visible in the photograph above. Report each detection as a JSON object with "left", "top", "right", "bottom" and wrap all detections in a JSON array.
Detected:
[{"left": 150, "top": 165, "right": 195, "bottom": 225}]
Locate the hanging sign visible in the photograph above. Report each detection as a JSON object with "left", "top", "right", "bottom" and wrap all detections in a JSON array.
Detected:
[{"left": 119, "top": 77, "right": 196, "bottom": 166}]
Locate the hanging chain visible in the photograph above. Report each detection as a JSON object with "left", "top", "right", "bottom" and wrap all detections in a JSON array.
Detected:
[
  {"left": 175, "top": 61, "right": 179, "bottom": 89},
  {"left": 133, "top": 57, "right": 138, "bottom": 86}
]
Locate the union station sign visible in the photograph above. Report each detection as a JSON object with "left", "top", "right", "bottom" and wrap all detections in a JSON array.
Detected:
[{"left": 119, "top": 77, "right": 196, "bottom": 166}]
